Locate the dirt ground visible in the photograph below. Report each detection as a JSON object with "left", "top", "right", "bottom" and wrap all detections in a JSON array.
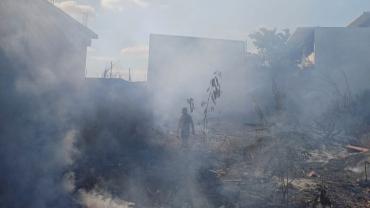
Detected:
[{"left": 156, "top": 117, "right": 370, "bottom": 208}]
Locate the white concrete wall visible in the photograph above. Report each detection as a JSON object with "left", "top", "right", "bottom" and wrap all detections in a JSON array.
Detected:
[
  {"left": 315, "top": 27, "right": 370, "bottom": 94},
  {"left": 148, "top": 34, "right": 248, "bottom": 122}
]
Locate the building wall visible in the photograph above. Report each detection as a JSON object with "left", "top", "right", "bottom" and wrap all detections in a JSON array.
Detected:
[
  {"left": 0, "top": 0, "right": 93, "bottom": 92},
  {"left": 148, "top": 34, "right": 248, "bottom": 122},
  {"left": 315, "top": 27, "right": 370, "bottom": 93}
]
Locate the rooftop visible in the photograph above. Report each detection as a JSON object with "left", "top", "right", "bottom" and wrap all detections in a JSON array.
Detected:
[{"left": 348, "top": 11, "right": 370, "bottom": 27}]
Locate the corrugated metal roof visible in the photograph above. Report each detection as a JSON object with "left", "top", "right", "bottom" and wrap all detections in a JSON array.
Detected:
[{"left": 348, "top": 12, "right": 370, "bottom": 27}]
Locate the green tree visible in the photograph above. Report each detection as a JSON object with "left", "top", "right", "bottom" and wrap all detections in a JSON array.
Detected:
[{"left": 249, "top": 28, "right": 291, "bottom": 69}]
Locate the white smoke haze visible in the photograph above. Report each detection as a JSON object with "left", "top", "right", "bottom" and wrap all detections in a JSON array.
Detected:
[
  {"left": 63, "top": 171, "right": 76, "bottom": 193},
  {"left": 147, "top": 34, "right": 248, "bottom": 125},
  {"left": 101, "top": 0, "right": 149, "bottom": 10},
  {"left": 58, "top": 130, "right": 80, "bottom": 166},
  {"left": 0, "top": 0, "right": 97, "bottom": 207},
  {"left": 2, "top": 0, "right": 370, "bottom": 207},
  {"left": 80, "top": 190, "right": 135, "bottom": 208}
]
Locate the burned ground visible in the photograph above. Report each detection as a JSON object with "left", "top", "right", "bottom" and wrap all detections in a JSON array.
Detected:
[{"left": 69, "top": 87, "right": 370, "bottom": 208}]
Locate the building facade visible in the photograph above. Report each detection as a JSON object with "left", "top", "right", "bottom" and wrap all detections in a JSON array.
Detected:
[{"left": 148, "top": 34, "right": 248, "bottom": 121}]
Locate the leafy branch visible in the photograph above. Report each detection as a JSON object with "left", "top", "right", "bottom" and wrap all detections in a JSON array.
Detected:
[{"left": 201, "top": 71, "right": 222, "bottom": 135}]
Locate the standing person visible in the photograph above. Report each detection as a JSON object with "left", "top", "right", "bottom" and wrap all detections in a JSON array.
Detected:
[{"left": 177, "top": 107, "right": 195, "bottom": 149}]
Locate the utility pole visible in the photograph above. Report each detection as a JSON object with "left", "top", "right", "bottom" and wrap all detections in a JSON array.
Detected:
[
  {"left": 110, "top": 62, "right": 113, "bottom": 78},
  {"left": 128, "top": 68, "right": 132, "bottom": 82}
]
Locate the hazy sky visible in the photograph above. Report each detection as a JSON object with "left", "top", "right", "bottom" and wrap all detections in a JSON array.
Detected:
[{"left": 55, "top": 0, "right": 370, "bottom": 81}]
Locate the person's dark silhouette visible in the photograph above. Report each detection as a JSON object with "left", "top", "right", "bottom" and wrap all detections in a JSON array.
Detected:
[{"left": 177, "top": 107, "right": 195, "bottom": 149}]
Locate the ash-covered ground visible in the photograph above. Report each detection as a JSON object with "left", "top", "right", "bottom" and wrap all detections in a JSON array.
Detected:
[{"left": 71, "top": 89, "right": 370, "bottom": 208}]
